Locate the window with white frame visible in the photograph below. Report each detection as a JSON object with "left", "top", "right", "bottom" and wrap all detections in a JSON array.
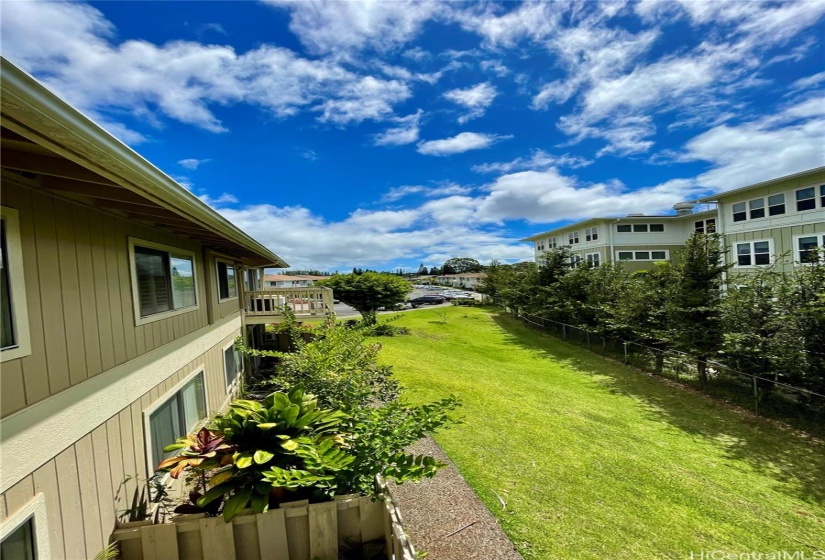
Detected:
[
  {"left": 768, "top": 194, "right": 786, "bottom": 216},
  {"left": 821, "top": 185, "right": 825, "bottom": 207},
  {"left": 735, "top": 240, "right": 772, "bottom": 267},
  {"left": 617, "top": 223, "right": 665, "bottom": 233},
  {"left": 224, "top": 343, "right": 243, "bottom": 390},
  {"left": 586, "top": 253, "right": 600, "bottom": 267},
  {"left": 732, "top": 202, "right": 747, "bottom": 222},
  {"left": 216, "top": 259, "right": 238, "bottom": 300},
  {"left": 749, "top": 198, "right": 765, "bottom": 219},
  {"left": 569, "top": 254, "right": 583, "bottom": 268},
  {"left": 535, "top": 241, "right": 544, "bottom": 251},
  {"left": 694, "top": 218, "right": 717, "bottom": 234},
  {"left": 130, "top": 239, "right": 198, "bottom": 322},
  {"left": 585, "top": 227, "right": 599, "bottom": 242},
  {"left": 147, "top": 371, "right": 207, "bottom": 470},
  {"left": 796, "top": 187, "right": 816, "bottom": 212},
  {"left": 0, "top": 494, "right": 50, "bottom": 560},
  {"left": 568, "top": 231, "right": 580, "bottom": 245},
  {"left": 1, "top": 519, "right": 34, "bottom": 560},
  {"left": 616, "top": 250, "right": 669, "bottom": 261},
  {"left": 548, "top": 237, "right": 558, "bottom": 249},
  {"left": 794, "top": 234, "right": 825, "bottom": 264},
  {"left": 1, "top": 207, "right": 31, "bottom": 362}
]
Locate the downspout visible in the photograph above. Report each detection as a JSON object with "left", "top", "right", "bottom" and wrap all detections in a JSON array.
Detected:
[
  {"left": 711, "top": 201, "right": 726, "bottom": 290},
  {"left": 609, "top": 218, "right": 621, "bottom": 264}
]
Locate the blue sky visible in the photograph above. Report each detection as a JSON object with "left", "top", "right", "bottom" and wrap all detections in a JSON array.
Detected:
[{"left": 2, "top": 0, "right": 824, "bottom": 271}]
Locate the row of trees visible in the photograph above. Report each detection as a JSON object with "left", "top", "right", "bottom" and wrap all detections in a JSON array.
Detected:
[
  {"left": 417, "top": 257, "right": 484, "bottom": 276},
  {"left": 480, "top": 234, "right": 825, "bottom": 396}
]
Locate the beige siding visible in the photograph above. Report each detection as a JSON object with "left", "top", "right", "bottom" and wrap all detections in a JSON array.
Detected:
[
  {"left": 726, "top": 222, "right": 825, "bottom": 274},
  {"left": 0, "top": 332, "right": 240, "bottom": 557},
  {"left": 206, "top": 251, "right": 243, "bottom": 321},
  {"left": 1, "top": 182, "right": 214, "bottom": 416}
]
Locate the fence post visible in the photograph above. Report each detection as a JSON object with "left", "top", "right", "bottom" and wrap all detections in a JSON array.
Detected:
[
  {"left": 623, "top": 342, "right": 628, "bottom": 364},
  {"left": 586, "top": 331, "right": 591, "bottom": 351},
  {"left": 562, "top": 324, "right": 567, "bottom": 340},
  {"left": 675, "top": 358, "right": 680, "bottom": 382},
  {"left": 541, "top": 317, "right": 546, "bottom": 331},
  {"left": 752, "top": 376, "right": 759, "bottom": 415}
]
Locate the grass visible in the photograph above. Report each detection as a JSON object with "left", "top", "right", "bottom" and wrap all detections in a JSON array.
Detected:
[{"left": 374, "top": 306, "right": 825, "bottom": 559}]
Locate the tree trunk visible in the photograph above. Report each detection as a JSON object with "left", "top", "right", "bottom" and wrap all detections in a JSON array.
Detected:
[
  {"left": 655, "top": 352, "right": 664, "bottom": 376},
  {"left": 360, "top": 309, "right": 377, "bottom": 325},
  {"left": 697, "top": 356, "right": 708, "bottom": 386}
]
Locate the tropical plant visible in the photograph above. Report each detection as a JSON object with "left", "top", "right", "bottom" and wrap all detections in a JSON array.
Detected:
[{"left": 158, "top": 387, "right": 354, "bottom": 521}]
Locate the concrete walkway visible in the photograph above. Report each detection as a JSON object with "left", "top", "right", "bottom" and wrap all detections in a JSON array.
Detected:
[{"left": 389, "top": 439, "right": 524, "bottom": 560}]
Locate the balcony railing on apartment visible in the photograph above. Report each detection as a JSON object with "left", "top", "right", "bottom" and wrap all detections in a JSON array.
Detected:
[{"left": 244, "top": 287, "right": 334, "bottom": 324}]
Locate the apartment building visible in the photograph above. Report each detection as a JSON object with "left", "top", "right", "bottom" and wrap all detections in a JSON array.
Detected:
[
  {"left": 262, "top": 274, "right": 326, "bottom": 288},
  {"left": 697, "top": 167, "right": 825, "bottom": 274},
  {"left": 0, "top": 58, "right": 318, "bottom": 559},
  {"left": 523, "top": 205, "right": 717, "bottom": 272}
]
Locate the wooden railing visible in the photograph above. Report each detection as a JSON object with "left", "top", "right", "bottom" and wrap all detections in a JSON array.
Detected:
[
  {"left": 112, "top": 480, "right": 416, "bottom": 560},
  {"left": 244, "top": 288, "right": 334, "bottom": 323}
]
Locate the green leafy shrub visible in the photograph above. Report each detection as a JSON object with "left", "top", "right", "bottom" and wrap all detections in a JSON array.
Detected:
[
  {"left": 235, "top": 309, "right": 461, "bottom": 497},
  {"left": 158, "top": 387, "right": 353, "bottom": 521},
  {"left": 336, "top": 397, "right": 460, "bottom": 495}
]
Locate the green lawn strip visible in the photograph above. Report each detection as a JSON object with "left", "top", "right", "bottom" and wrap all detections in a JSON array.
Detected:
[{"left": 374, "top": 306, "right": 825, "bottom": 559}]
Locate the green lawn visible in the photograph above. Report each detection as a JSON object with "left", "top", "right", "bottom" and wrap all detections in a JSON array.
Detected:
[{"left": 374, "top": 306, "right": 825, "bottom": 559}]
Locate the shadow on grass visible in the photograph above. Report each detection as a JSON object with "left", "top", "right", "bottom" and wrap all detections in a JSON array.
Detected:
[{"left": 490, "top": 312, "right": 825, "bottom": 507}]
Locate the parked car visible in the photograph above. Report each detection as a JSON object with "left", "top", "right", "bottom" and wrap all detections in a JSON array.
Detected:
[
  {"left": 441, "top": 292, "right": 473, "bottom": 300},
  {"left": 409, "top": 295, "right": 446, "bottom": 306}
]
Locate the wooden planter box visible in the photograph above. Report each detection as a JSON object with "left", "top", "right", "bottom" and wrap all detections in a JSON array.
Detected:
[{"left": 112, "top": 481, "right": 415, "bottom": 560}]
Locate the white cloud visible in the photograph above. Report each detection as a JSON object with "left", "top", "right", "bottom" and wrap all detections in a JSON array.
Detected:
[
  {"left": 0, "top": 0, "right": 415, "bottom": 136},
  {"left": 402, "top": 47, "right": 431, "bottom": 62},
  {"left": 453, "top": 2, "right": 562, "bottom": 47},
  {"left": 199, "top": 192, "right": 238, "bottom": 206},
  {"left": 263, "top": 0, "right": 441, "bottom": 55},
  {"left": 381, "top": 182, "right": 472, "bottom": 202},
  {"left": 210, "top": 200, "right": 530, "bottom": 270},
  {"left": 381, "top": 185, "right": 427, "bottom": 202},
  {"left": 417, "top": 132, "right": 512, "bottom": 156},
  {"left": 526, "top": 1, "right": 825, "bottom": 155},
  {"left": 476, "top": 169, "right": 702, "bottom": 223},
  {"left": 443, "top": 82, "right": 498, "bottom": 123},
  {"left": 374, "top": 110, "right": 423, "bottom": 146},
  {"left": 298, "top": 148, "right": 319, "bottom": 161},
  {"left": 314, "top": 76, "right": 411, "bottom": 124},
  {"left": 480, "top": 59, "right": 509, "bottom": 77},
  {"left": 178, "top": 158, "right": 210, "bottom": 170},
  {"left": 680, "top": 97, "right": 825, "bottom": 191},
  {"left": 473, "top": 149, "right": 591, "bottom": 174},
  {"left": 789, "top": 72, "right": 825, "bottom": 92}
]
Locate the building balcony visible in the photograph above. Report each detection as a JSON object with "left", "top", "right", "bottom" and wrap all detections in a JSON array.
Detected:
[{"left": 243, "top": 287, "right": 334, "bottom": 324}]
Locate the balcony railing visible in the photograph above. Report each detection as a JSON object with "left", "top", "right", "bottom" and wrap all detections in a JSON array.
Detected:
[{"left": 244, "top": 287, "right": 334, "bottom": 323}]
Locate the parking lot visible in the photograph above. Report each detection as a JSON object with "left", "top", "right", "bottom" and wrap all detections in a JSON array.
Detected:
[{"left": 332, "top": 286, "right": 480, "bottom": 318}]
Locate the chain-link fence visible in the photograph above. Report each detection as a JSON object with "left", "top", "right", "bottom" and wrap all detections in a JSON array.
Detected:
[{"left": 498, "top": 303, "right": 825, "bottom": 434}]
